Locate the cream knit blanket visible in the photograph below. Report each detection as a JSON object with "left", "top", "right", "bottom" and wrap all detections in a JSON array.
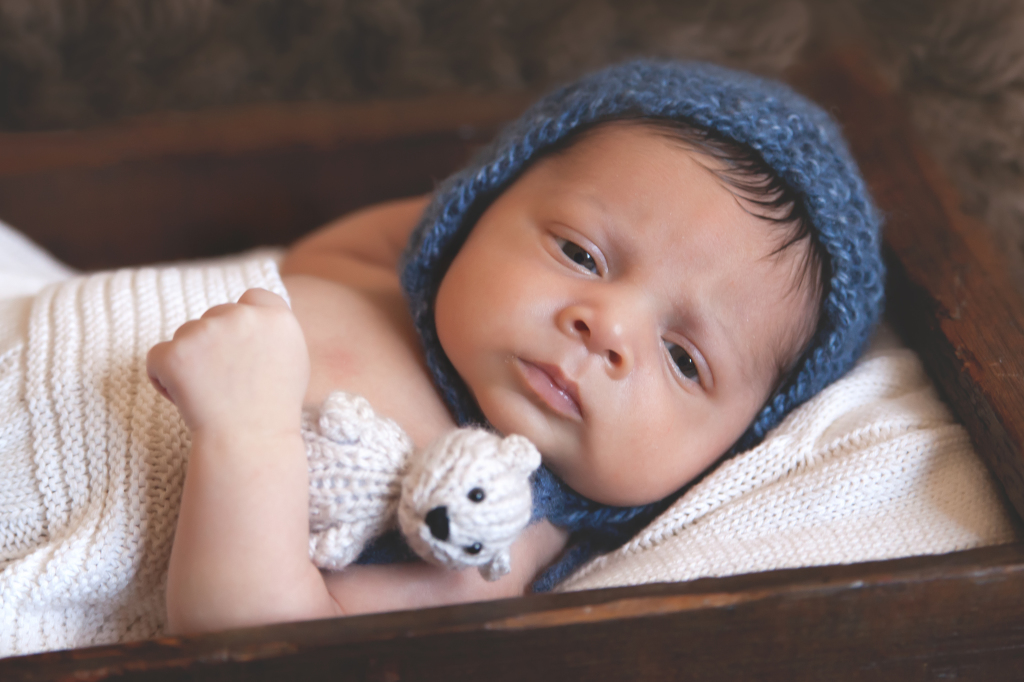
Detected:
[{"left": 0, "top": 258, "right": 288, "bottom": 657}]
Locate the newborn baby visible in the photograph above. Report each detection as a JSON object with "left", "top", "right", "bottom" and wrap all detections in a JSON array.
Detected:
[
  {"left": 147, "top": 61, "right": 883, "bottom": 633},
  {"left": 0, "top": 59, "right": 884, "bottom": 652}
]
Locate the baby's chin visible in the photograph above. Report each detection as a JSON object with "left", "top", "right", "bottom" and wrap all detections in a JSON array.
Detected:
[
  {"left": 476, "top": 387, "right": 574, "bottom": 447},
  {"left": 551, "top": 446, "right": 705, "bottom": 507},
  {"left": 475, "top": 389, "right": 685, "bottom": 505},
  {"left": 562, "top": 472, "right": 668, "bottom": 508}
]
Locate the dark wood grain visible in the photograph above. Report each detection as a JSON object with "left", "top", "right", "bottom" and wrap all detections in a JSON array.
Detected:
[
  {"left": 2, "top": 49, "right": 1024, "bottom": 679},
  {"left": 0, "top": 94, "right": 534, "bottom": 270},
  {"left": 0, "top": 93, "right": 537, "bottom": 178},
  {"left": 0, "top": 135, "right": 474, "bottom": 268},
  {"left": 3, "top": 544, "right": 1024, "bottom": 681}
]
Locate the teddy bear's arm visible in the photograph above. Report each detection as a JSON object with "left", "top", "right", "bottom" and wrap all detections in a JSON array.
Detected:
[{"left": 305, "top": 392, "right": 413, "bottom": 569}]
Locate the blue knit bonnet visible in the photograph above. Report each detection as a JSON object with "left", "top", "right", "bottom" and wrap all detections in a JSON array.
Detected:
[{"left": 398, "top": 59, "right": 885, "bottom": 585}]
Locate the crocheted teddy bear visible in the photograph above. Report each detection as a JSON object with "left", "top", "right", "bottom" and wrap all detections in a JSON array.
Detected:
[{"left": 304, "top": 391, "right": 542, "bottom": 581}]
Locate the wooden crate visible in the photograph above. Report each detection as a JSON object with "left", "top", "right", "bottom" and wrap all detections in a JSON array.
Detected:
[{"left": 2, "top": 49, "right": 1023, "bottom": 680}]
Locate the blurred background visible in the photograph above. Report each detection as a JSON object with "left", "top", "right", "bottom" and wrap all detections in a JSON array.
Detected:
[{"left": 0, "top": 0, "right": 1022, "bottom": 287}]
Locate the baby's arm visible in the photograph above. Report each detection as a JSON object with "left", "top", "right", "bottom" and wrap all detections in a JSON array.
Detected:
[
  {"left": 149, "top": 287, "right": 567, "bottom": 634},
  {"left": 147, "top": 289, "right": 339, "bottom": 632}
]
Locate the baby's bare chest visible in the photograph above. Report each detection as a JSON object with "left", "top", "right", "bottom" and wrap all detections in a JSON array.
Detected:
[{"left": 282, "top": 274, "right": 457, "bottom": 448}]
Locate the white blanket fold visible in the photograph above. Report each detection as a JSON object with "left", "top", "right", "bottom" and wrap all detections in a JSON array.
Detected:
[{"left": 0, "top": 258, "right": 287, "bottom": 657}]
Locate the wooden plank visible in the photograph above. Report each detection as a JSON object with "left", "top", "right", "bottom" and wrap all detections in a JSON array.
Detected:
[
  {"left": 0, "top": 96, "right": 534, "bottom": 270},
  {"left": 0, "top": 135, "right": 479, "bottom": 269},
  {"left": 3, "top": 544, "right": 1024, "bottom": 680},
  {"left": 0, "top": 93, "right": 536, "bottom": 178},
  {"left": 789, "top": 49, "right": 1024, "bottom": 526}
]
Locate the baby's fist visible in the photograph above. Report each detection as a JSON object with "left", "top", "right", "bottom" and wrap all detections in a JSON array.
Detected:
[{"left": 147, "top": 288, "right": 310, "bottom": 439}]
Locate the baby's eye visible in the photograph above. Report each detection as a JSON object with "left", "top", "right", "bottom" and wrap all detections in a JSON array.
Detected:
[
  {"left": 665, "top": 341, "right": 699, "bottom": 381},
  {"left": 556, "top": 238, "right": 598, "bottom": 274}
]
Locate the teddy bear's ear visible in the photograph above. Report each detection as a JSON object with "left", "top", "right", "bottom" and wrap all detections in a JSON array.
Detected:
[
  {"left": 497, "top": 434, "right": 542, "bottom": 475},
  {"left": 315, "top": 392, "right": 375, "bottom": 443},
  {"left": 479, "top": 548, "right": 512, "bottom": 581},
  {"left": 314, "top": 391, "right": 413, "bottom": 455}
]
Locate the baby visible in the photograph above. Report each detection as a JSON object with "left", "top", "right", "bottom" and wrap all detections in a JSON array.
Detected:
[
  {"left": 147, "top": 60, "right": 884, "bottom": 634},
  {"left": 0, "top": 60, "right": 885, "bottom": 653}
]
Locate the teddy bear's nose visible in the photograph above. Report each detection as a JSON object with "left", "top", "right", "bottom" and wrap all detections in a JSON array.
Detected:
[{"left": 425, "top": 506, "right": 450, "bottom": 541}]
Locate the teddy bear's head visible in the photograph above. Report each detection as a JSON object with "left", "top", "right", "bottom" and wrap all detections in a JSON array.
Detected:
[{"left": 398, "top": 428, "right": 542, "bottom": 581}]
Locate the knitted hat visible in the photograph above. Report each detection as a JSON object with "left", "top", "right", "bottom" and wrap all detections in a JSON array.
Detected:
[{"left": 398, "top": 59, "right": 885, "bottom": 584}]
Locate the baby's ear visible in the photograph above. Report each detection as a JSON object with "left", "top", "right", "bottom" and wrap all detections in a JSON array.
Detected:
[
  {"left": 479, "top": 548, "right": 512, "bottom": 581},
  {"left": 496, "top": 434, "right": 542, "bottom": 475}
]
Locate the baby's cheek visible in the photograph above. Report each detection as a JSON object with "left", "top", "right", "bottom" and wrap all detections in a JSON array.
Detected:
[
  {"left": 434, "top": 277, "right": 470, "bottom": 364},
  {"left": 594, "top": 402, "right": 706, "bottom": 504}
]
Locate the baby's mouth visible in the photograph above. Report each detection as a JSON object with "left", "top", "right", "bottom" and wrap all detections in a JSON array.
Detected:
[{"left": 516, "top": 359, "right": 583, "bottom": 421}]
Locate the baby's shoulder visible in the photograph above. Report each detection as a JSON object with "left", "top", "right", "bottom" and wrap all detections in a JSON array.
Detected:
[
  {"left": 280, "top": 195, "right": 428, "bottom": 291},
  {"left": 284, "top": 272, "right": 456, "bottom": 449}
]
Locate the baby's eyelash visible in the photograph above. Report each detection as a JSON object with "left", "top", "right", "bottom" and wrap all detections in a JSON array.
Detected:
[
  {"left": 555, "top": 238, "right": 598, "bottom": 274},
  {"left": 665, "top": 341, "right": 699, "bottom": 381}
]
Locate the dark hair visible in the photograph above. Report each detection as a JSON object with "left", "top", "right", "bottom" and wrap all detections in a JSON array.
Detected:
[{"left": 549, "top": 115, "right": 830, "bottom": 384}]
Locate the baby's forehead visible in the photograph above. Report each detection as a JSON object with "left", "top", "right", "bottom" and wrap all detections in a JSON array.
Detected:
[
  {"left": 526, "top": 124, "right": 727, "bottom": 208},
  {"left": 546, "top": 119, "right": 739, "bottom": 170},
  {"left": 521, "top": 126, "right": 777, "bottom": 248},
  {"left": 540, "top": 119, "right": 712, "bottom": 168},
  {"left": 529, "top": 123, "right": 771, "bottom": 229}
]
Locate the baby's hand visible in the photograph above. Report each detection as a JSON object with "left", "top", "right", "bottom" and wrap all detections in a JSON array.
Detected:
[{"left": 147, "top": 288, "right": 310, "bottom": 440}]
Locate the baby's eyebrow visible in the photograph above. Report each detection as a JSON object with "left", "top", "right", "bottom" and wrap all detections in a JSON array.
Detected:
[
  {"left": 670, "top": 290, "right": 714, "bottom": 339},
  {"left": 668, "top": 297, "right": 715, "bottom": 356},
  {"left": 558, "top": 189, "right": 610, "bottom": 223},
  {"left": 579, "top": 190, "right": 610, "bottom": 213},
  {"left": 672, "top": 294, "right": 773, "bottom": 391}
]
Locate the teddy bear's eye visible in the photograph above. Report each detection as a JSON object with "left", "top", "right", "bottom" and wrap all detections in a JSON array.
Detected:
[
  {"left": 468, "top": 488, "right": 485, "bottom": 503},
  {"left": 464, "top": 542, "right": 483, "bottom": 555}
]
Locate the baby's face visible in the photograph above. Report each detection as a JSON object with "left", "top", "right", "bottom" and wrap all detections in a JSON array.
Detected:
[{"left": 434, "top": 123, "right": 817, "bottom": 506}]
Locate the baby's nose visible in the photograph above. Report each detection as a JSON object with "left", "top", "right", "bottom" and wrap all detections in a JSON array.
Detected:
[
  {"left": 572, "top": 319, "right": 626, "bottom": 367},
  {"left": 559, "top": 306, "right": 634, "bottom": 375}
]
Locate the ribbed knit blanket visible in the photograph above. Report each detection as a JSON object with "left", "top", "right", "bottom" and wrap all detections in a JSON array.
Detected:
[{"left": 0, "top": 257, "right": 288, "bottom": 657}]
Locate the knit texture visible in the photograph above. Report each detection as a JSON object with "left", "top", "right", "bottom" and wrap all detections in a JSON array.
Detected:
[
  {"left": 400, "top": 59, "right": 886, "bottom": 552},
  {"left": 0, "top": 258, "right": 287, "bottom": 657},
  {"left": 399, "top": 427, "right": 540, "bottom": 580},
  {"left": 306, "top": 391, "right": 413, "bottom": 570},
  {"left": 306, "top": 391, "right": 540, "bottom": 580},
  {"left": 558, "top": 329, "right": 1019, "bottom": 591}
]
